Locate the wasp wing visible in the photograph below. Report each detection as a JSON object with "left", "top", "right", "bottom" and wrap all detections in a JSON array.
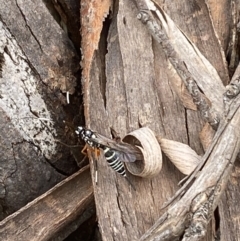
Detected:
[
  {"left": 90, "top": 132, "right": 142, "bottom": 162},
  {"left": 114, "top": 150, "right": 137, "bottom": 163}
]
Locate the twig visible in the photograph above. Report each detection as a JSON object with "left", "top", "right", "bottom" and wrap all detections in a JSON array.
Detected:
[
  {"left": 129, "top": 0, "right": 240, "bottom": 240},
  {"left": 140, "top": 91, "right": 240, "bottom": 241},
  {"left": 132, "top": 0, "right": 219, "bottom": 129},
  {"left": 223, "top": 75, "right": 240, "bottom": 115}
]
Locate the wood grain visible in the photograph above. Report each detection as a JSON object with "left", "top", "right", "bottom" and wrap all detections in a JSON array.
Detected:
[
  {"left": 0, "top": 166, "right": 94, "bottom": 241},
  {"left": 81, "top": 0, "right": 240, "bottom": 240}
]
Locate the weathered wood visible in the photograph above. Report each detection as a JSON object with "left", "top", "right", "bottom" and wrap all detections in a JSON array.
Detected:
[
  {"left": 81, "top": 0, "right": 240, "bottom": 240},
  {"left": 157, "top": 0, "right": 229, "bottom": 85},
  {"left": 49, "top": 0, "right": 80, "bottom": 51},
  {"left": 133, "top": 1, "right": 240, "bottom": 239},
  {"left": 82, "top": 0, "right": 202, "bottom": 240},
  {"left": 0, "top": 0, "right": 79, "bottom": 93},
  {"left": 0, "top": 166, "right": 94, "bottom": 241},
  {"left": 206, "top": 0, "right": 233, "bottom": 53},
  {"left": 218, "top": 159, "right": 240, "bottom": 241},
  {"left": 82, "top": 1, "right": 183, "bottom": 240},
  {"left": 135, "top": 2, "right": 223, "bottom": 128},
  {"left": 140, "top": 94, "right": 240, "bottom": 240},
  {"left": 207, "top": 0, "right": 239, "bottom": 77},
  {"left": 214, "top": 63, "right": 240, "bottom": 241},
  {"left": 80, "top": 0, "right": 112, "bottom": 121},
  {"left": 0, "top": 0, "right": 81, "bottom": 217}
]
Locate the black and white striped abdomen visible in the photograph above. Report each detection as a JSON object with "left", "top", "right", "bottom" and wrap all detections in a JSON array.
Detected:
[{"left": 103, "top": 147, "right": 126, "bottom": 177}]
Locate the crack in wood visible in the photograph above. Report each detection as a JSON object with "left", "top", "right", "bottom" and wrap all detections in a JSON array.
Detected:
[{"left": 15, "top": 0, "right": 43, "bottom": 52}]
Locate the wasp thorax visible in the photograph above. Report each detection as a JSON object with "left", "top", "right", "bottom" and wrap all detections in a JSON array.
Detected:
[
  {"left": 123, "top": 127, "right": 162, "bottom": 178},
  {"left": 85, "top": 130, "right": 92, "bottom": 136}
]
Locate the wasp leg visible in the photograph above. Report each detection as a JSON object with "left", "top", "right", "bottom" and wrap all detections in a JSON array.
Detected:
[
  {"left": 93, "top": 148, "right": 101, "bottom": 185},
  {"left": 75, "top": 144, "right": 89, "bottom": 168},
  {"left": 77, "top": 155, "right": 88, "bottom": 168},
  {"left": 81, "top": 144, "right": 88, "bottom": 156},
  {"left": 81, "top": 145, "right": 97, "bottom": 183}
]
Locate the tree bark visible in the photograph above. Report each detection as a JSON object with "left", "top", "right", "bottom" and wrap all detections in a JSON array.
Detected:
[
  {"left": 0, "top": 0, "right": 82, "bottom": 219},
  {"left": 81, "top": 0, "right": 240, "bottom": 240},
  {"left": 0, "top": 166, "right": 94, "bottom": 241},
  {"left": 0, "top": 0, "right": 238, "bottom": 240}
]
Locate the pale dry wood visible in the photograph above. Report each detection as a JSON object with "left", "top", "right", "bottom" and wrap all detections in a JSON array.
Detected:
[
  {"left": 140, "top": 93, "right": 240, "bottom": 241},
  {"left": 222, "top": 61, "right": 240, "bottom": 116},
  {"left": 199, "top": 123, "right": 215, "bottom": 150},
  {"left": 81, "top": 0, "right": 238, "bottom": 241},
  {"left": 123, "top": 127, "right": 163, "bottom": 178},
  {"left": 137, "top": 0, "right": 225, "bottom": 115},
  {"left": 167, "top": 64, "right": 197, "bottom": 111},
  {"left": 130, "top": 1, "right": 239, "bottom": 240},
  {"left": 0, "top": 166, "right": 94, "bottom": 241},
  {"left": 156, "top": 0, "right": 230, "bottom": 85},
  {"left": 84, "top": 0, "right": 184, "bottom": 240},
  {"left": 158, "top": 138, "right": 201, "bottom": 175},
  {"left": 206, "top": 0, "right": 233, "bottom": 53}
]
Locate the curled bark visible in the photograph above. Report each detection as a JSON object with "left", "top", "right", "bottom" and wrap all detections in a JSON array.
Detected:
[
  {"left": 140, "top": 79, "right": 240, "bottom": 241},
  {"left": 126, "top": 0, "right": 240, "bottom": 240}
]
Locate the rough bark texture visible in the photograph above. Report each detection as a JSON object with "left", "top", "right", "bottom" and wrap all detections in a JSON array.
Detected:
[
  {"left": 0, "top": 166, "right": 94, "bottom": 241},
  {"left": 139, "top": 92, "right": 240, "bottom": 240},
  {"left": 0, "top": 0, "right": 82, "bottom": 220},
  {"left": 0, "top": 0, "right": 239, "bottom": 240},
  {"left": 81, "top": 0, "right": 240, "bottom": 240},
  {"left": 44, "top": 0, "right": 80, "bottom": 51},
  {"left": 157, "top": 0, "right": 230, "bottom": 85}
]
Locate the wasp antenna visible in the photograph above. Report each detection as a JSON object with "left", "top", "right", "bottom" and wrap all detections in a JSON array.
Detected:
[{"left": 56, "top": 140, "right": 82, "bottom": 148}]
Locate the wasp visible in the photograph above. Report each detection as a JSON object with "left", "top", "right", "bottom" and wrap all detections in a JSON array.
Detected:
[{"left": 75, "top": 126, "right": 142, "bottom": 190}]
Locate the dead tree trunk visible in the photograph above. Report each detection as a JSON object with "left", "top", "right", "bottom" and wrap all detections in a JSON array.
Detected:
[
  {"left": 0, "top": 166, "right": 94, "bottom": 241},
  {"left": 81, "top": 0, "right": 240, "bottom": 240},
  {"left": 0, "top": 0, "right": 83, "bottom": 220},
  {"left": 0, "top": 0, "right": 239, "bottom": 240}
]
